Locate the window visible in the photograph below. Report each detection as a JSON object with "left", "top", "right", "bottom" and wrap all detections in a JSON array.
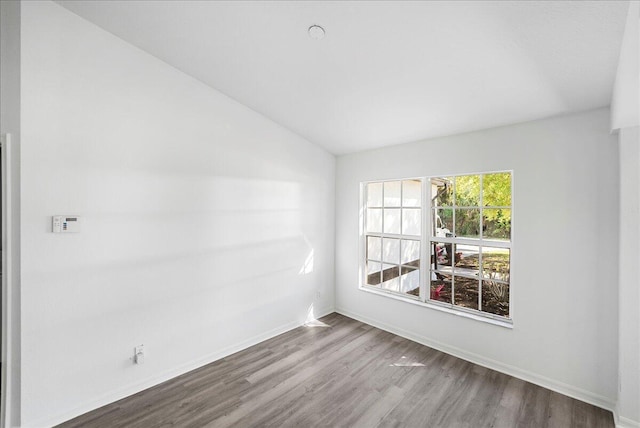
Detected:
[
  {"left": 362, "top": 172, "right": 512, "bottom": 323},
  {"left": 364, "top": 179, "right": 423, "bottom": 299}
]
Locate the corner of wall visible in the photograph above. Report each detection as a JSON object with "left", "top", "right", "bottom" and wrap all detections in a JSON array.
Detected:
[
  {"left": 0, "top": 1, "right": 22, "bottom": 427},
  {"left": 610, "top": 1, "right": 639, "bottom": 131}
]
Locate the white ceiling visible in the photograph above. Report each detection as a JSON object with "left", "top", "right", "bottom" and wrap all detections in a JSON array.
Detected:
[{"left": 56, "top": 0, "right": 630, "bottom": 155}]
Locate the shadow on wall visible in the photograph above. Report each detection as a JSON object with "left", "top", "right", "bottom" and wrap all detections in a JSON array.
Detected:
[{"left": 29, "top": 175, "right": 327, "bottom": 331}]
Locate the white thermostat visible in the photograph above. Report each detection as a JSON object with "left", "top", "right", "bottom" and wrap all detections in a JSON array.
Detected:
[{"left": 52, "top": 215, "right": 81, "bottom": 233}]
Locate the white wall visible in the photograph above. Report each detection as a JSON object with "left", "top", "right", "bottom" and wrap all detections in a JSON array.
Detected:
[
  {"left": 618, "top": 126, "right": 640, "bottom": 428},
  {"left": 0, "top": 1, "right": 22, "bottom": 427},
  {"left": 335, "top": 108, "right": 619, "bottom": 409},
  {"left": 611, "top": 1, "right": 639, "bottom": 131},
  {"left": 612, "top": 3, "right": 640, "bottom": 427},
  {"left": 19, "top": 1, "right": 335, "bottom": 426}
]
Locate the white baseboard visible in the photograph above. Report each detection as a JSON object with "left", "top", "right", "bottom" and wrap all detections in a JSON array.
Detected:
[
  {"left": 618, "top": 417, "right": 640, "bottom": 428},
  {"left": 335, "top": 307, "right": 616, "bottom": 414},
  {"left": 27, "top": 306, "right": 335, "bottom": 428},
  {"left": 614, "top": 404, "right": 640, "bottom": 428},
  {"left": 28, "top": 305, "right": 627, "bottom": 428}
]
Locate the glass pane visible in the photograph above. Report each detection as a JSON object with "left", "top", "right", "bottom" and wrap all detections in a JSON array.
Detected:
[
  {"left": 483, "top": 208, "right": 511, "bottom": 241},
  {"left": 432, "top": 177, "right": 453, "bottom": 207},
  {"left": 400, "top": 266, "right": 420, "bottom": 296},
  {"left": 430, "top": 273, "right": 452, "bottom": 304},
  {"left": 381, "top": 264, "right": 400, "bottom": 291},
  {"left": 483, "top": 172, "right": 511, "bottom": 206},
  {"left": 481, "top": 247, "right": 510, "bottom": 282},
  {"left": 401, "top": 240, "right": 420, "bottom": 267},
  {"left": 455, "top": 175, "right": 480, "bottom": 206},
  {"left": 384, "top": 181, "right": 401, "bottom": 207},
  {"left": 367, "top": 236, "right": 382, "bottom": 261},
  {"left": 367, "top": 182, "right": 383, "bottom": 207},
  {"left": 482, "top": 280, "right": 509, "bottom": 317},
  {"left": 454, "top": 244, "right": 480, "bottom": 276},
  {"left": 402, "top": 208, "right": 421, "bottom": 236},
  {"left": 454, "top": 275, "right": 479, "bottom": 310},
  {"left": 455, "top": 208, "right": 480, "bottom": 238},
  {"left": 384, "top": 208, "right": 401, "bottom": 234},
  {"left": 366, "top": 208, "right": 382, "bottom": 233},
  {"left": 403, "top": 179, "right": 421, "bottom": 207},
  {"left": 433, "top": 208, "right": 453, "bottom": 237},
  {"left": 431, "top": 241, "right": 454, "bottom": 272},
  {"left": 366, "top": 261, "right": 381, "bottom": 286},
  {"left": 382, "top": 238, "right": 400, "bottom": 264}
]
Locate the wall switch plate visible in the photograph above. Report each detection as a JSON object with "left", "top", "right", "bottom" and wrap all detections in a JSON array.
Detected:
[{"left": 52, "top": 215, "right": 81, "bottom": 233}]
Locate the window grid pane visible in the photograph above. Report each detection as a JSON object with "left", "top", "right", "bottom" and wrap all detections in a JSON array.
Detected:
[
  {"left": 402, "top": 179, "right": 422, "bottom": 207},
  {"left": 428, "top": 172, "right": 511, "bottom": 319},
  {"left": 364, "top": 173, "right": 511, "bottom": 321},
  {"left": 366, "top": 260, "right": 382, "bottom": 286},
  {"left": 364, "top": 180, "right": 423, "bottom": 298},
  {"left": 367, "top": 236, "right": 382, "bottom": 261},
  {"left": 402, "top": 208, "right": 421, "bottom": 236},
  {"left": 384, "top": 208, "right": 401, "bottom": 234},
  {"left": 367, "top": 182, "right": 383, "bottom": 207},
  {"left": 383, "top": 181, "right": 401, "bottom": 207}
]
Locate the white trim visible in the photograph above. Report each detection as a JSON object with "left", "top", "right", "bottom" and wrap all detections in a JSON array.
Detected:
[
  {"left": 614, "top": 403, "right": 640, "bottom": 428},
  {"left": 366, "top": 231, "right": 421, "bottom": 240},
  {"left": 420, "top": 177, "right": 429, "bottom": 301},
  {"left": 616, "top": 416, "right": 640, "bottom": 428},
  {"left": 335, "top": 307, "right": 615, "bottom": 414},
  {"left": 478, "top": 175, "right": 484, "bottom": 310},
  {"left": 361, "top": 171, "right": 513, "bottom": 322},
  {"left": 615, "top": 407, "right": 640, "bottom": 428},
  {"left": 0, "top": 134, "right": 12, "bottom": 428},
  {"left": 360, "top": 284, "right": 512, "bottom": 327},
  {"left": 359, "top": 182, "right": 366, "bottom": 288},
  {"left": 28, "top": 307, "right": 335, "bottom": 428},
  {"left": 432, "top": 267, "right": 510, "bottom": 285},
  {"left": 429, "top": 235, "right": 511, "bottom": 248},
  {"left": 508, "top": 171, "right": 515, "bottom": 331}
]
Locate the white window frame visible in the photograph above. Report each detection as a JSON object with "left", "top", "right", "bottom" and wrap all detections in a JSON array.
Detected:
[
  {"left": 360, "top": 177, "right": 425, "bottom": 300},
  {"left": 359, "top": 171, "right": 513, "bottom": 328}
]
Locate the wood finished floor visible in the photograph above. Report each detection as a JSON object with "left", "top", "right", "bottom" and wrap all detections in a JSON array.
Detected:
[{"left": 58, "top": 313, "right": 613, "bottom": 428}]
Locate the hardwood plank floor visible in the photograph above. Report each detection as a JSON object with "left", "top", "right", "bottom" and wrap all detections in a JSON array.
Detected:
[{"left": 58, "top": 313, "right": 614, "bottom": 427}]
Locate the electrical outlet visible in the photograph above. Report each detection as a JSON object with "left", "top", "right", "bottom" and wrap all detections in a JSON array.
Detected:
[
  {"left": 134, "top": 344, "right": 145, "bottom": 365},
  {"left": 316, "top": 291, "right": 321, "bottom": 298}
]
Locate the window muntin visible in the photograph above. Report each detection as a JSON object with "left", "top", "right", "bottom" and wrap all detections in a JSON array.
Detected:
[
  {"left": 430, "top": 172, "right": 512, "bottom": 319},
  {"left": 364, "top": 179, "right": 422, "bottom": 299},
  {"left": 362, "top": 172, "right": 512, "bottom": 322}
]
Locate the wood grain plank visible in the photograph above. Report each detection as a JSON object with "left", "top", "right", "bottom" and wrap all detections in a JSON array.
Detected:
[{"left": 57, "top": 313, "right": 614, "bottom": 428}]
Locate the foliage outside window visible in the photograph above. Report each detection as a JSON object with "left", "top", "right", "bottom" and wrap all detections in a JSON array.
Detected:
[{"left": 362, "top": 172, "right": 512, "bottom": 321}]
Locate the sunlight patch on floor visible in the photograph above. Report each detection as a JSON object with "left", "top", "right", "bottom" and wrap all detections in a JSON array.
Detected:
[
  {"left": 390, "top": 356, "right": 425, "bottom": 367},
  {"left": 304, "top": 304, "right": 330, "bottom": 327}
]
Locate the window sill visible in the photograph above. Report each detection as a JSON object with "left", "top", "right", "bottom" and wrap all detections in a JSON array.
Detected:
[{"left": 359, "top": 285, "right": 513, "bottom": 329}]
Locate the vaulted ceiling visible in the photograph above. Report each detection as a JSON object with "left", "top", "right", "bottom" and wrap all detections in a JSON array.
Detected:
[{"left": 57, "top": 1, "right": 630, "bottom": 155}]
